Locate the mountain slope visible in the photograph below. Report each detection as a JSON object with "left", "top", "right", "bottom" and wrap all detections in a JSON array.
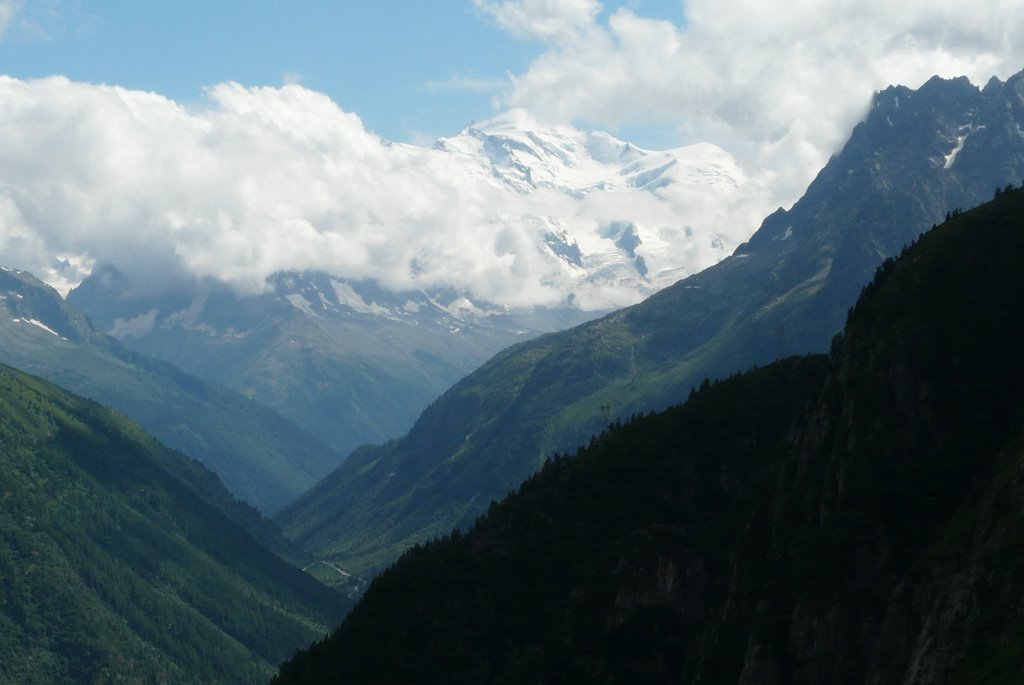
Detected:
[
  {"left": 0, "top": 267, "right": 342, "bottom": 514},
  {"left": 68, "top": 269, "right": 586, "bottom": 458},
  {"left": 0, "top": 362, "right": 347, "bottom": 684},
  {"left": 271, "top": 185, "right": 1024, "bottom": 685},
  {"left": 66, "top": 111, "right": 752, "bottom": 459},
  {"left": 277, "top": 70, "right": 1024, "bottom": 572}
]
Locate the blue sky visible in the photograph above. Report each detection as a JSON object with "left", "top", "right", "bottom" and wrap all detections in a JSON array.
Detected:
[{"left": 0, "top": 1, "right": 682, "bottom": 145}]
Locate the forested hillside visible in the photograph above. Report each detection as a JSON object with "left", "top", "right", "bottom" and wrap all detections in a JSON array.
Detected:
[
  {"left": 0, "top": 267, "right": 343, "bottom": 514},
  {"left": 273, "top": 187, "right": 1024, "bottom": 684},
  {"left": 0, "top": 364, "right": 347, "bottom": 684}
]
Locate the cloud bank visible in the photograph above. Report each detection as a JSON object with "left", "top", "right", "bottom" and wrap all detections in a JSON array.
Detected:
[
  {"left": 0, "top": 76, "right": 762, "bottom": 309},
  {"left": 1, "top": 1, "right": 1022, "bottom": 309},
  {"left": 0, "top": 78, "right": 500, "bottom": 301}
]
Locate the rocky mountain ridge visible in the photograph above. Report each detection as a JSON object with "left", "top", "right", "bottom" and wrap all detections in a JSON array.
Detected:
[{"left": 69, "top": 267, "right": 593, "bottom": 459}]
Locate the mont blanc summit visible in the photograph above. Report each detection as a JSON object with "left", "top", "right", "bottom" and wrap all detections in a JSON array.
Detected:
[{"left": 435, "top": 109, "right": 752, "bottom": 307}]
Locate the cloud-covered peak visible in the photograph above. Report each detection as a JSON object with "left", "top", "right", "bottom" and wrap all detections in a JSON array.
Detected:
[
  {"left": 469, "top": 107, "right": 567, "bottom": 135},
  {"left": 0, "top": 78, "right": 766, "bottom": 310}
]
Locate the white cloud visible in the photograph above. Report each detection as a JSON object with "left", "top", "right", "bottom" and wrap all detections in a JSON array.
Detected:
[
  {"left": 491, "top": 0, "right": 1024, "bottom": 204},
  {"left": 0, "top": 1, "right": 16, "bottom": 36},
  {"left": 0, "top": 76, "right": 760, "bottom": 309},
  {"left": 423, "top": 74, "right": 509, "bottom": 93},
  {"left": 473, "top": 0, "right": 600, "bottom": 43}
]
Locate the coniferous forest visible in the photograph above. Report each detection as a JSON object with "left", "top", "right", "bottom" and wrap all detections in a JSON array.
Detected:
[{"left": 0, "top": 366, "right": 347, "bottom": 684}]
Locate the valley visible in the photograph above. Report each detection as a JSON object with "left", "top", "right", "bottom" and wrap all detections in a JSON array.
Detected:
[
  {"left": 0, "top": 8, "right": 1021, "bottom": 681},
  {"left": 0, "top": 363, "right": 348, "bottom": 684}
]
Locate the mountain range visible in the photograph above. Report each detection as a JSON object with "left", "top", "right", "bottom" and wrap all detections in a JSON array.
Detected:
[
  {"left": 275, "top": 70, "right": 1024, "bottom": 575},
  {"left": 0, "top": 267, "right": 342, "bottom": 515},
  {"left": 67, "top": 267, "right": 587, "bottom": 460},
  {"left": 1, "top": 66, "right": 1022, "bottom": 684},
  {"left": 271, "top": 180, "right": 1024, "bottom": 685},
  {"left": 66, "top": 109, "right": 750, "bottom": 460}
]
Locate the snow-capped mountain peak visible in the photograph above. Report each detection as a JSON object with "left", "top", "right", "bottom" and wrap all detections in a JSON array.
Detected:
[
  {"left": 431, "top": 111, "right": 751, "bottom": 307},
  {"left": 437, "top": 109, "right": 741, "bottom": 199}
]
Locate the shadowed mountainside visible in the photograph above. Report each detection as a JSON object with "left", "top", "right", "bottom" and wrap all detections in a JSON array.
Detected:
[{"left": 272, "top": 185, "right": 1024, "bottom": 685}]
